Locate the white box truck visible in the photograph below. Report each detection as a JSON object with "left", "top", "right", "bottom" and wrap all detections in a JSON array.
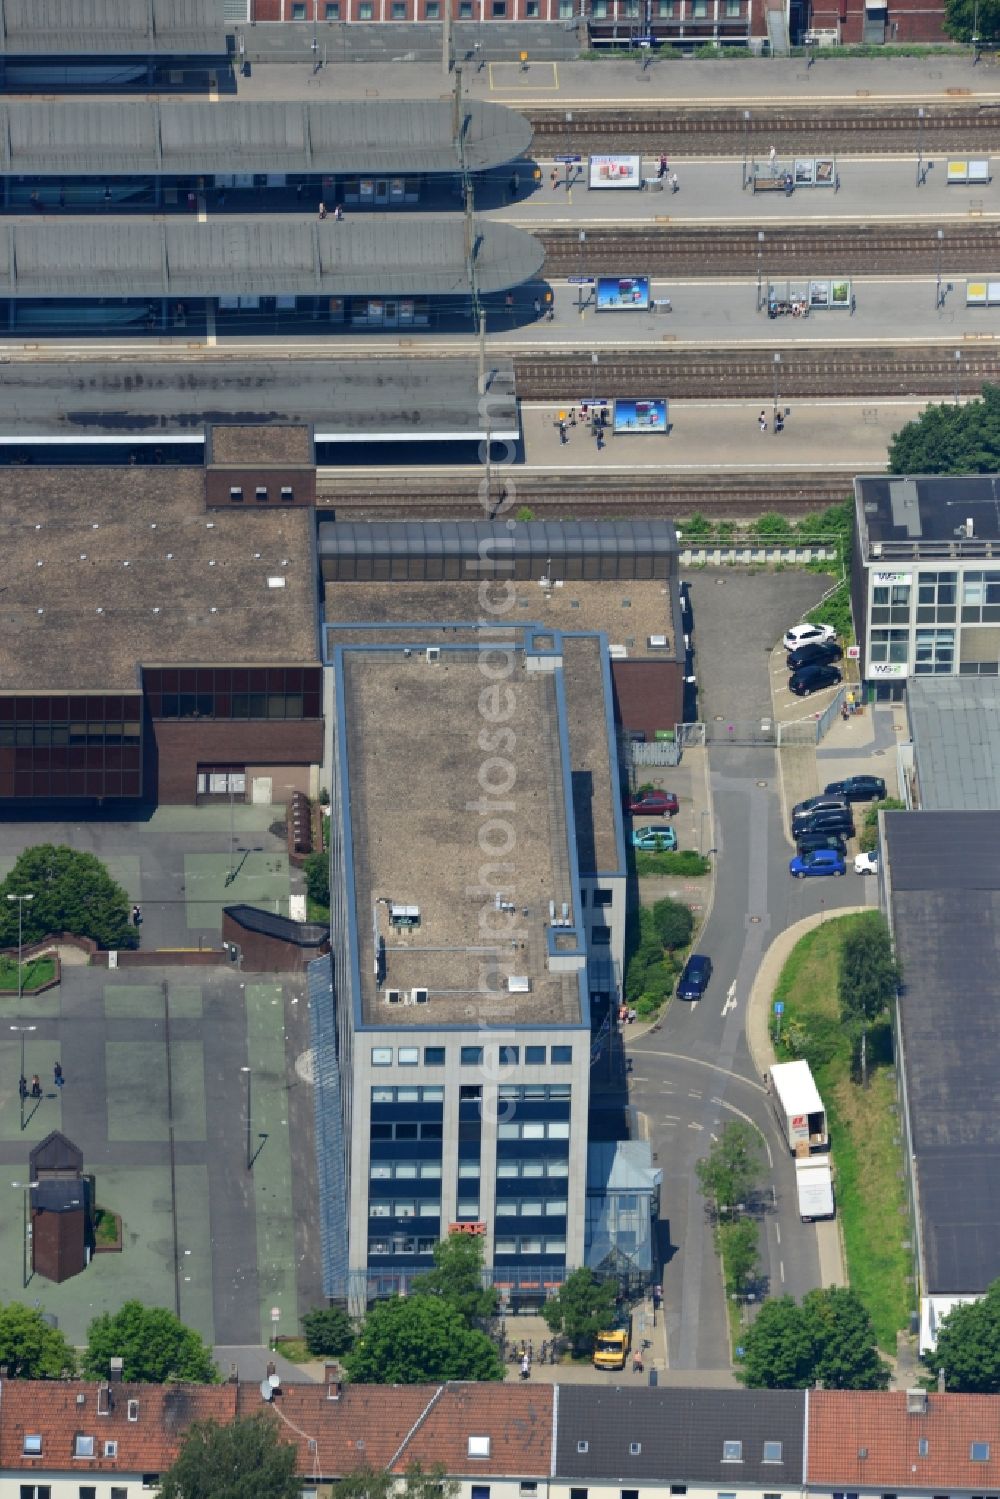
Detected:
[
  {"left": 770, "top": 1059, "right": 828, "bottom": 1153},
  {"left": 795, "top": 1157, "right": 835, "bottom": 1222}
]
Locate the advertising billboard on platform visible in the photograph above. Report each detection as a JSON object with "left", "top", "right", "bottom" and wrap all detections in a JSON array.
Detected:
[
  {"left": 596, "top": 276, "right": 650, "bottom": 311},
  {"left": 613, "top": 398, "right": 668, "bottom": 434},
  {"left": 589, "top": 154, "right": 643, "bottom": 190}
]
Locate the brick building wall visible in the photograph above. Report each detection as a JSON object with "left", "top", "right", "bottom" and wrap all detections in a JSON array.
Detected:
[
  {"left": 611, "top": 660, "right": 683, "bottom": 742},
  {"left": 151, "top": 719, "right": 324, "bottom": 804}
]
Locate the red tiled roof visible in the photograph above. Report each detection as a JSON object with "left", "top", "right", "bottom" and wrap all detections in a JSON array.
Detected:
[
  {"left": 235, "top": 1380, "right": 442, "bottom": 1476},
  {"left": 0, "top": 1380, "right": 237, "bottom": 1473},
  {"left": 392, "top": 1383, "right": 554, "bottom": 1476},
  {"left": 808, "top": 1390, "right": 1000, "bottom": 1490}
]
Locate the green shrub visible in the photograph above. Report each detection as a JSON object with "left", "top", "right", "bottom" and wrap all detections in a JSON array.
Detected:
[
  {"left": 651, "top": 896, "right": 694, "bottom": 951},
  {"left": 302, "top": 1306, "right": 355, "bottom": 1358},
  {"left": 634, "top": 850, "right": 711, "bottom": 877},
  {"left": 303, "top": 851, "right": 330, "bottom": 907}
]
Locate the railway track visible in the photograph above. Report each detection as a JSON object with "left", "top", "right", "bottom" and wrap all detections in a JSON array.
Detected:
[
  {"left": 538, "top": 223, "right": 1000, "bottom": 277},
  {"left": 318, "top": 471, "right": 850, "bottom": 519},
  {"left": 513, "top": 345, "right": 1000, "bottom": 398},
  {"left": 526, "top": 101, "right": 1000, "bottom": 156}
]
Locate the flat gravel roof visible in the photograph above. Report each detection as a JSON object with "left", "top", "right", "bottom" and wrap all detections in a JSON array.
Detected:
[{"left": 0, "top": 99, "right": 531, "bottom": 175}]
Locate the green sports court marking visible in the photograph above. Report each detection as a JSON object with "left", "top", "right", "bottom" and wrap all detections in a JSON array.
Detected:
[
  {"left": 106, "top": 1040, "right": 206, "bottom": 1142},
  {"left": 246, "top": 982, "right": 298, "bottom": 1344},
  {"left": 104, "top": 983, "right": 203, "bottom": 1020},
  {"left": 149, "top": 804, "right": 279, "bottom": 835},
  {"left": 183, "top": 852, "right": 290, "bottom": 933}
]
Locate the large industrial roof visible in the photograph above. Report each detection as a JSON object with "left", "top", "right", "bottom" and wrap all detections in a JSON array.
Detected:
[
  {"left": 0, "top": 99, "right": 531, "bottom": 176},
  {"left": 0, "top": 219, "right": 543, "bottom": 299},
  {"left": 0, "top": 0, "right": 226, "bottom": 54},
  {"left": 885, "top": 810, "right": 1000, "bottom": 1296}
]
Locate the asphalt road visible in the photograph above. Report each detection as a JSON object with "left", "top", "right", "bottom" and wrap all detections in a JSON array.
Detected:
[{"left": 627, "top": 570, "right": 859, "bottom": 1372}]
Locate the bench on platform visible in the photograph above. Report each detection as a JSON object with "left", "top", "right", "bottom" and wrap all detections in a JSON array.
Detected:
[{"left": 752, "top": 176, "right": 788, "bottom": 194}]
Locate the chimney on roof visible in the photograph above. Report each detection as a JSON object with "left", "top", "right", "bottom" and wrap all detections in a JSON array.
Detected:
[
  {"left": 907, "top": 1389, "right": 928, "bottom": 1415},
  {"left": 229, "top": 1362, "right": 239, "bottom": 1385},
  {"left": 325, "top": 1365, "right": 342, "bottom": 1400},
  {"left": 266, "top": 1361, "right": 276, "bottom": 1380},
  {"left": 109, "top": 1358, "right": 124, "bottom": 1384},
  {"left": 938, "top": 1368, "right": 946, "bottom": 1394}
]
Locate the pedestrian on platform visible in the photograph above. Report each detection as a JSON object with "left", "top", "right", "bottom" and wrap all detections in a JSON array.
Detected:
[
  {"left": 758, "top": 410, "right": 768, "bottom": 433},
  {"left": 318, "top": 201, "right": 328, "bottom": 220},
  {"left": 521, "top": 1354, "right": 531, "bottom": 1380},
  {"left": 18, "top": 1076, "right": 27, "bottom": 1102},
  {"left": 333, "top": 204, "right": 343, "bottom": 220},
  {"left": 30, "top": 1075, "right": 42, "bottom": 1100},
  {"left": 658, "top": 154, "right": 668, "bottom": 178},
  {"left": 559, "top": 422, "right": 568, "bottom": 445},
  {"left": 769, "top": 145, "right": 777, "bottom": 173},
  {"left": 633, "top": 1349, "right": 644, "bottom": 1374},
  {"left": 54, "top": 1063, "right": 64, "bottom": 1089},
  {"left": 670, "top": 172, "right": 679, "bottom": 193}
]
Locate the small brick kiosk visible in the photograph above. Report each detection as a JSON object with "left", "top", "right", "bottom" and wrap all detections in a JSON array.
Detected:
[{"left": 29, "top": 1131, "right": 93, "bottom": 1284}]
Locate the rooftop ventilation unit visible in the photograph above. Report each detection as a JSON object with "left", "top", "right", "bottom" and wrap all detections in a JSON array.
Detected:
[
  {"left": 390, "top": 904, "right": 420, "bottom": 928},
  {"left": 648, "top": 634, "right": 668, "bottom": 648},
  {"left": 385, "top": 988, "right": 403, "bottom": 1004},
  {"left": 508, "top": 975, "right": 531, "bottom": 993},
  {"left": 426, "top": 647, "right": 441, "bottom": 663},
  {"left": 267, "top": 576, "right": 286, "bottom": 589},
  {"left": 411, "top": 988, "right": 429, "bottom": 1005}
]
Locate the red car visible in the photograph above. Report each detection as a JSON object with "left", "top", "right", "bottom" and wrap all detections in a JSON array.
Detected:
[{"left": 627, "top": 790, "right": 678, "bottom": 817}]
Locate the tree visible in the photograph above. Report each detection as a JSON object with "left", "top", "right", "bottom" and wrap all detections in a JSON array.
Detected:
[
  {"left": 158, "top": 1415, "right": 299, "bottom": 1499},
  {"left": 944, "top": 0, "right": 1000, "bottom": 43},
  {"left": 858, "top": 798, "right": 906, "bottom": 854},
  {"left": 838, "top": 914, "right": 900, "bottom": 1085},
  {"left": 302, "top": 1306, "right": 355, "bottom": 1358},
  {"left": 337, "top": 1464, "right": 458, "bottom": 1499},
  {"left": 802, "top": 1287, "right": 890, "bottom": 1390},
  {"left": 344, "top": 1295, "right": 503, "bottom": 1384},
  {"left": 0, "top": 1301, "right": 76, "bottom": 1378},
  {"left": 0, "top": 844, "right": 135, "bottom": 951},
  {"left": 738, "top": 1288, "right": 888, "bottom": 1389},
  {"left": 737, "top": 1296, "right": 816, "bottom": 1388},
  {"left": 695, "top": 1122, "right": 764, "bottom": 1215},
  {"left": 83, "top": 1301, "right": 217, "bottom": 1384},
  {"left": 541, "top": 1267, "right": 618, "bottom": 1354},
  {"left": 650, "top": 896, "right": 694, "bottom": 952},
  {"left": 931, "top": 1279, "right": 1000, "bottom": 1392},
  {"left": 411, "top": 1230, "right": 498, "bottom": 1325},
  {"left": 303, "top": 851, "right": 330, "bottom": 909},
  {"left": 888, "top": 384, "right": 1000, "bottom": 475},
  {"left": 720, "top": 1218, "right": 759, "bottom": 1298}
]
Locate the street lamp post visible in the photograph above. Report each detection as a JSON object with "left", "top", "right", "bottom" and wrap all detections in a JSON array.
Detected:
[
  {"left": 6, "top": 893, "right": 34, "bottom": 1010},
  {"left": 773, "top": 352, "right": 781, "bottom": 423},
  {"left": 916, "top": 107, "right": 925, "bottom": 187},
  {"left": 11, "top": 1181, "right": 39, "bottom": 1288},
  {"left": 955, "top": 349, "right": 963, "bottom": 403},
  {"left": 10, "top": 1024, "right": 37, "bottom": 1133},
  {"left": 757, "top": 230, "right": 765, "bottom": 312},
  {"left": 742, "top": 109, "right": 751, "bottom": 189},
  {"left": 241, "top": 1065, "right": 252, "bottom": 1171},
  {"left": 936, "top": 228, "right": 944, "bottom": 307},
  {"left": 577, "top": 230, "right": 586, "bottom": 312}
]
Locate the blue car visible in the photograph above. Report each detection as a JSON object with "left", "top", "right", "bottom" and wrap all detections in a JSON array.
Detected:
[
  {"left": 633, "top": 824, "right": 677, "bottom": 851},
  {"left": 789, "top": 848, "right": 846, "bottom": 879}
]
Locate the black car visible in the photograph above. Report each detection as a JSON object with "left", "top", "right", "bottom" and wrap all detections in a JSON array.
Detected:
[
  {"left": 795, "top": 831, "right": 848, "bottom": 857},
  {"left": 823, "top": 775, "right": 887, "bottom": 803},
  {"left": 791, "top": 807, "right": 855, "bottom": 840},
  {"left": 792, "top": 794, "right": 850, "bottom": 820},
  {"left": 676, "top": 953, "right": 712, "bottom": 1001},
  {"left": 787, "top": 641, "right": 844, "bottom": 672},
  {"left": 789, "top": 663, "right": 842, "bottom": 697}
]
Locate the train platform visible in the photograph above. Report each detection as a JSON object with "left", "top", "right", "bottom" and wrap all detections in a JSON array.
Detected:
[
  {"left": 231, "top": 53, "right": 1000, "bottom": 110},
  {"left": 492, "top": 157, "right": 999, "bottom": 225}
]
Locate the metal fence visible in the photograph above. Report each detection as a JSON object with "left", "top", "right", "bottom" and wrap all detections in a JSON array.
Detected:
[{"left": 631, "top": 739, "right": 681, "bottom": 768}]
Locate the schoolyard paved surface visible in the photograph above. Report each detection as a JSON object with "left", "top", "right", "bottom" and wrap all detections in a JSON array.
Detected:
[{"left": 0, "top": 810, "right": 322, "bottom": 1351}]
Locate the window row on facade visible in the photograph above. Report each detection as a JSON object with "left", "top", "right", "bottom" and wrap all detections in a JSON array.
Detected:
[{"left": 370, "top": 1044, "right": 574, "bottom": 1067}]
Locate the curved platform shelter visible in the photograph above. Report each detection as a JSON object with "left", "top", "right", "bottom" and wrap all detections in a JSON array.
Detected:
[
  {"left": 0, "top": 0, "right": 231, "bottom": 93},
  {"left": 0, "top": 217, "right": 544, "bottom": 335},
  {"left": 0, "top": 99, "right": 533, "bottom": 183}
]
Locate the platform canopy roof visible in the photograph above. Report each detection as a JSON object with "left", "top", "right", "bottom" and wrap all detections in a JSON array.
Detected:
[
  {"left": 0, "top": 98, "right": 532, "bottom": 176},
  {"left": 0, "top": 218, "right": 543, "bottom": 298},
  {"left": 0, "top": 0, "right": 226, "bottom": 54}
]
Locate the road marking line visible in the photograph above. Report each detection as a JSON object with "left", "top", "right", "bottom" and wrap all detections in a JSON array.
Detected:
[
  {"left": 721, "top": 981, "right": 738, "bottom": 1017},
  {"left": 775, "top": 1223, "right": 781, "bottom": 1245},
  {"left": 688, "top": 1121, "right": 704, "bottom": 1131},
  {"left": 780, "top": 1260, "right": 786, "bottom": 1283},
  {"left": 688, "top": 1088, "right": 703, "bottom": 1098},
  {"left": 638, "top": 1048, "right": 767, "bottom": 1093}
]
